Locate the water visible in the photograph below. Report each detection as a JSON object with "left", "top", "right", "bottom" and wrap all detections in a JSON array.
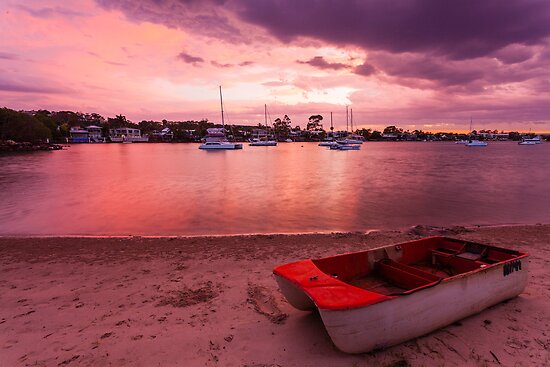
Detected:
[{"left": 0, "top": 142, "right": 548, "bottom": 236}]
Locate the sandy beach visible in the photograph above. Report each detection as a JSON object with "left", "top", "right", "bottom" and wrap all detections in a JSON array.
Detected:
[{"left": 0, "top": 224, "right": 548, "bottom": 366}]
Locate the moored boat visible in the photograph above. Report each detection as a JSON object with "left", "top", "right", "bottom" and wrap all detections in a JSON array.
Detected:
[
  {"left": 274, "top": 236, "right": 528, "bottom": 353},
  {"left": 465, "top": 139, "right": 488, "bottom": 147},
  {"left": 199, "top": 86, "right": 243, "bottom": 150},
  {"left": 330, "top": 142, "right": 360, "bottom": 150}
]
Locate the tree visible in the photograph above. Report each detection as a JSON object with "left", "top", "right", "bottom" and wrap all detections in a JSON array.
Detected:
[
  {"left": 306, "top": 115, "right": 323, "bottom": 131},
  {"left": 273, "top": 115, "right": 292, "bottom": 137},
  {"left": 383, "top": 125, "right": 403, "bottom": 135},
  {"left": 370, "top": 130, "right": 382, "bottom": 140},
  {"left": 0, "top": 108, "right": 51, "bottom": 142}
]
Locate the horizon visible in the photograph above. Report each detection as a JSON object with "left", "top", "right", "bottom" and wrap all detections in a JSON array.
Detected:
[{"left": 2, "top": 1, "right": 550, "bottom": 132}]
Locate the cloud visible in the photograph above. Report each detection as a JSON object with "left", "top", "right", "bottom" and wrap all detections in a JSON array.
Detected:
[
  {"left": 297, "top": 56, "right": 348, "bottom": 70},
  {"left": 16, "top": 5, "right": 87, "bottom": 18},
  {"left": 236, "top": 0, "right": 550, "bottom": 60},
  {"left": 177, "top": 52, "right": 204, "bottom": 65},
  {"left": 211, "top": 60, "right": 254, "bottom": 68},
  {"left": 354, "top": 63, "right": 376, "bottom": 76},
  {"left": 95, "top": 0, "right": 243, "bottom": 42},
  {"left": 0, "top": 81, "right": 66, "bottom": 94},
  {"left": 0, "top": 52, "right": 18, "bottom": 60}
]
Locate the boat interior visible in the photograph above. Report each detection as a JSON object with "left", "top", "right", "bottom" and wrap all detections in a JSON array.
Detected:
[{"left": 312, "top": 237, "right": 526, "bottom": 296}]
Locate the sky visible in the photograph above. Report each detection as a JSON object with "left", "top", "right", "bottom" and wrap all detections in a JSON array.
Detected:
[{"left": 1, "top": 0, "right": 550, "bottom": 132}]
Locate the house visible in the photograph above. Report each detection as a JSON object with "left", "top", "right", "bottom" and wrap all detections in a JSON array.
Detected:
[
  {"left": 151, "top": 127, "right": 174, "bottom": 142},
  {"left": 86, "top": 125, "right": 103, "bottom": 142},
  {"left": 69, "top": 127, "right": 89, "bottom": 143},
  {"left": 109, "top": 127, "right": 148, "bottom": 142}
]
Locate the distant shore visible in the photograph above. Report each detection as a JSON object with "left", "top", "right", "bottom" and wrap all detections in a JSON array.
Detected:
[{"left": 1, "top": 224, "right": 548, "bottom": 366}]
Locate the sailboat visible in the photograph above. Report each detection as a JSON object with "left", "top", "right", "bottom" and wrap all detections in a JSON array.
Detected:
[
  {"left": 249, "top": 104, "right": 277, "bottom": 146},
  {"left": 319, "top": 112, "right": 337, "bottom": 146},
  {"left": 465, "top": 117, "right": 487, "bottom": 147},
  {"left": 199, "top": 86, "right": 243, "bottom": 150},
  {"left": 336, "top": 107, "right": 364, "bottom": 146}
]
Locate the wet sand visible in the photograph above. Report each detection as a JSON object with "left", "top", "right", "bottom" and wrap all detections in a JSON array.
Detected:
[{"left": 0, "top": 224, "right": 548, "bottom": 366}]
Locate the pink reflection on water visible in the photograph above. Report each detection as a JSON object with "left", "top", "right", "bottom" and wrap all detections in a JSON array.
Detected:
[{"left": 0, "top": 142, "right": 549, "bottom": 235}]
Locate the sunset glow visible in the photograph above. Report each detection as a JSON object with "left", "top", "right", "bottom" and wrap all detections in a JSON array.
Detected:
[{"left": 2, "top": 0, "right": 550, "bottom": 132}]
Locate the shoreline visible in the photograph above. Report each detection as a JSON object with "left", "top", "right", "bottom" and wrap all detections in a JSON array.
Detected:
[
  {"left": 1, "top": 224, "right": 548, "bottom": 366},
  {"left": 1, "top": 222, "right": 547, "bottom": 239}
]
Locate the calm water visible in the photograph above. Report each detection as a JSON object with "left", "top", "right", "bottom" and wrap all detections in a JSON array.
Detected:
[{"left": 0, "top": 142, "right": 548, "bottom": 236}]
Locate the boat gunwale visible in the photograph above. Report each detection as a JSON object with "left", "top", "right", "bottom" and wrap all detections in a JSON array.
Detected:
[{"left": 273, "top": 236, "right": 529, "bottom": 310}]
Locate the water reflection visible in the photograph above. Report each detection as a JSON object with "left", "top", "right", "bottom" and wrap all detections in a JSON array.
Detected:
[{"left": 0, "top": 142, "right": 548, "bottom": 235}]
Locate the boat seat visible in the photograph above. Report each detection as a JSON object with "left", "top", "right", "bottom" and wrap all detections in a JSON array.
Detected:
[
  {"left": 376, "top": 259, "right": 440, "bottom": 290},
  {"left": 431, "top": 249, "right": 487, "bottom": 274}
]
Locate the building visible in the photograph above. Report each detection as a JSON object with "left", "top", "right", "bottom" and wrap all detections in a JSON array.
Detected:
[
  {"left": 109, "top": 127, "right": 148, "bottom": 142},
  {"left": 69, "top": 127, "right": 89, "bottom": 143}
]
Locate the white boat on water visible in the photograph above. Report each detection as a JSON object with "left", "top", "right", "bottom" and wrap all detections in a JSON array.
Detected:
[
  {"left": 521, "top": 136, "right": 542, "bottom": 144},
  {"left": 518, "top": 141, "right": 537, "bottom": 145},
  {"left": 465, "top": 140, "right": 488, "bottom": 147},
  {"left": 337, "top": 109, "right": 364, "bottom": 144},
  {"left": 330, "top": 142, "right": 360, "bottom": 150},
  {"left": 249, "top": 105, "right": 277, "bottom": 147},
  {"left": 455, "top": 140, "right": 468, "bottom": 144},
  {"left": 337, "top": 136, "right": 364, "bottom": 144},
  {"left": 274, "top": 236, "right": 528, "bottom": 353},
  {"left": 249, "top": 139, "right": 277, "bottom": 146},
  {"left": 199, "top": 87, "right": 243, "bottom": 150},
  {"left": 464, "top": 118, "right": 487, "bottom": 147},
  {"left": 199, "top": 128, "right": 242, "bottom": 150},
  {"left": 318, "top": 140, "right": 336, "bottom": 147}
]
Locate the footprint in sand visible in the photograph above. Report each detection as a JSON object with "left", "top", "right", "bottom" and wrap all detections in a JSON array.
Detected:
[{"left": 246, "top": 283, "right": 288, "bottom": 324}]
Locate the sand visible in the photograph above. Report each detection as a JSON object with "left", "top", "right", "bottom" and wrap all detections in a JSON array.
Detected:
[{"left": 0, "top": 224, "right": 548, "bottom": 366}]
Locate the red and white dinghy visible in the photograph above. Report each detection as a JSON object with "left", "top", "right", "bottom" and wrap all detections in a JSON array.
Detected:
[{"left": 273, "top": 236, "right": 528, "bottom": 353}]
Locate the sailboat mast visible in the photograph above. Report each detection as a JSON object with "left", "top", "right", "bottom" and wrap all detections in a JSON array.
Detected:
[
  {"left": 330, "top": 112, "right": 333, "bottom": 131},
  {"left": 219, "top": 86, "right": 225, "bottom": 128},
  {"left": 264, "top": 104, "right": 267, "bottom": 127},
  {"left": 469, "top": 116, "right": 472, "bottom": 134},
  {"left": 346, "top": 106, "right": 349, "bottom": 132},
  {"left": 351, "top": 108, "right": 354, "bottom": 133}
]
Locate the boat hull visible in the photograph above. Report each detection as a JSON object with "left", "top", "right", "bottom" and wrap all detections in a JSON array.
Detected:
[
  {"left": 249, "top": 141, "right": 277, "bottom": 146},
  {"left": 199, "top": 143, "right": 243, "bottom": 149},
  {"left": 322, "top": 260, "right": 526, "bottom": 353}
]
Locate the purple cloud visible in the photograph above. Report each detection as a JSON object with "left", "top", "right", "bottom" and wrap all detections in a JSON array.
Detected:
[
  {"left": 177, "top": 52, "right": 204, "bottom": 64},
  {"left": 236, "top": 0, "right": 550, "bottom": 60},
  {"left": 16, "top": 5, "right": 87, "bottom": 18},
  {"left": 0, "top": 52, "right": 18, "bottom": 60},
  {"left": 297, "top": 56, "right": 348, "bottom": 70},
  {"left": 354, "top": 63, "right": 376, "bottom": 76},
  {"left": 0, "top": 81, "right": 66, "bottom": 94},
  {"left": 95, "top": 0, "right": 242, "bottom": 42}
]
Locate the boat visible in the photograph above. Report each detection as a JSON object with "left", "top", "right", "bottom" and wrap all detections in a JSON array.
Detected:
[
  {"left": 336, "top": 109, "right": 364, "bottom": 144},
  {"left": 455, "top": 140, "right": 468, "bottom": 144},
  {"left": 329, "top": 142, "right": 360, "bottom": 150},
  {"left": 465, "top": 140, "right": 488, "bottom": 147},
  {"left": 199, "top": 86, "right": 243, "bottom": 150},
  {"left": 285, "top": 139, "right": 293, "bottom": 143},
  {"left": 274, "top": 236, "right": 528, "bottom": 354},
  {"left": 464, "top": 117, "right": 487, "bottom": 147},
  {"left": 319, "top": 112, "right": 337, "bottom": 146},
  {"left": 518, "top": 141, "right": 537, "bottom": 145},
  {"left": 337, "top": 135, "right": 365, "bottom": 145},
  {"left": 249, "top": 105, "right": 277, "bottom": 146},
  {"left": 520, "top": 136, "right": 542, "bottom": 144}
]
